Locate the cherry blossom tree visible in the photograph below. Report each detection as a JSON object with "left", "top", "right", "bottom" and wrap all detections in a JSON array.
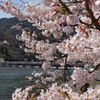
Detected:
[{"left": 0, "top": 0, "right": 100, "bottom": 100}]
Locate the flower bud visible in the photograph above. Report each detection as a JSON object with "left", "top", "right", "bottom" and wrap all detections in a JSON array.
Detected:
[{"left": 50, "top": 3, "right": 59, "bottom": 7}]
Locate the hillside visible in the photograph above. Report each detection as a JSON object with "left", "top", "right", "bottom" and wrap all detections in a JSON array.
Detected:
[
  {"left": 0, "top": 17, "right": 71, "bottom": 61},
  {"left": 0, "top": 17, "right": 39, "bottom": 61}
]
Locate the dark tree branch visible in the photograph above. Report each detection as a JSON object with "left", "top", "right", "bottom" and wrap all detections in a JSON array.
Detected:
[
  {"left": 51, "top": 54, "right": 68, "bottom": 63},
  {"left": 80, "top": 83, "right": 89, "bottom": 92},
  {"left": 85, "top": 0, "right": 100, "bottom": 31},
  {"left": 89, "top": 63, "right": 100, "bottom": 73},
  {"left": 95, "top": 79, "right": 100, "bottom": 81},
  {"left": 79, "top": 19, "right": 92, "bottom": 26},
  {"left": 63, "top": 54, "right": 69, "bottom": 82},
  {"left": 65, "top": 1, "right": 82, "bottom": 3},
  {"left": 59, "top": 0, "right": 73, "bottom": 14},
  {"left": 88, "top": 58, "right": 100, "bottom": 68},
  {"left": 32, "top": 31, "right": 62, "bottom": 42},
  {"left": 97, "top": 17, "right": 100, "bottom": 20},
  {"left": 20, "top": 0, "right": 27, "bottom": 4}
]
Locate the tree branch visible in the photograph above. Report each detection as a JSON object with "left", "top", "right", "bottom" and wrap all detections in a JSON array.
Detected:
[
  {"left": 79, "top": 19, "right": 92, "bottom": 26},
  {"left": 95, "top": 79, "right": 100, "bottom": 81},
  {"left": 89, "top": 63, "right": 100, "bottom": 73},
  {"left": 80, "top": 83, "right": 89, "bottom": 92},
  {"left": 20, "top": 0, "right": 27, "bottom": 4},
  {"left": 58, "top": 0, "right": 73, "bottom": 14},
  {"left": 63, "top": 55, "right": 68, "bottom": 82},
  {"left": 64, "top": 1, "right": 82, "bottom": 3},
  {"left": 85, "top": 0, "right": 100, "bottom": 31}
]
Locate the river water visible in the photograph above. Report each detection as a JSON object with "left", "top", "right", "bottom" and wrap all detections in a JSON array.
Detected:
[
  {"left": 0, "top": 67, "right": 46, "bottom": 100},
  {"left": 0, "top": 67, "right": 73, "bottom": 100}
]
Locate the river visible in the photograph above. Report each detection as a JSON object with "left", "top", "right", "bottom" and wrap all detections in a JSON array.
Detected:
[
  {"left": 0, "top": 67, "right": 74, "bottom": 100},
  {"left": 0, "top": 67, "right": 46, "bottom": 100}
]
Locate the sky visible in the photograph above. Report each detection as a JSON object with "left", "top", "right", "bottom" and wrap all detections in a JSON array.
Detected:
[{"left": 0, "top": 0, "right": 40, "bottom": 18}]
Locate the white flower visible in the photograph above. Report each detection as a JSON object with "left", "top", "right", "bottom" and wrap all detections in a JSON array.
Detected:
[
  {"left": 46, "top": 77, "right": 55, "bottom": 82},
  {"left": 63, "top": 26, "right": 74, "bottom": 33},
  {"left": 25, "top": 76, "right": 33, "bottom": 81},
  {"left": 81, "top": 17, "right": 92, "bottom": 24},
  {"left": 36, "top": 83, "right": 100, "bottom": 100},
  {"left": 12, "top": 88, "right": 29, "bottom": 100},
  {"left": 87, "top": 87, "right": 93, "bottom": 94},
  {"left": 25, "top": 86, "right": 32, "bottom": 92},
  {"left": 42, "top": 61, "right": 51, "bottom": 70},
  {"left": 34, "top": 72, "right": 43, "bottom": 77},
  {"left": 95, "top": 0, "right": 100, "bottom": 7},
  {"left": 71, "top": 67, "right": 98, "bottom": 83},
  {"left": 66, "top": 14, "right": 79, "bottom": 25}
]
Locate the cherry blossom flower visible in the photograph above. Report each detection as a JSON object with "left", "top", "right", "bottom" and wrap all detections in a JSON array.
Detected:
[
  {"left": 34, "top": 72, "right": 43, "bottom": 77},
  {"left": 81, "top": 17, "right": 92, "bottom": 25},
  {"left": 63, "top": 26, "right": 74, "bottom": 34},
  {"left": 66, "top": 14, "right": 79, "bottom": 25},
  {"left": 71, "top": 67, "right": 98, "bottom": 83},
  {"left": 1, "top": 0, "right": 100, "bottom": 100}
]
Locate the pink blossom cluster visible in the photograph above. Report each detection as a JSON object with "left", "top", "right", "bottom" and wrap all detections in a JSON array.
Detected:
[
  {"left": 34, "top": 72, "right": 43, "bottom": 77},
  {"left": 50, "top": 70, "right": 64, "bottom": 79},
  {"left": 41, "top": 61, "right": 54, "bottom": 70},
  {"left": 12, "top": 88, "right": 29, "bottom": 100},
  {"left": 71, "top": 67, "right": 99, "bottom": 83},
  {"left": 0, "top": 0, "right": 100, "bottom": 100},
  {"left": 0, "top": 0, "right": 99, "bottom": 39},
  {"left": 35, "top": 41, "right": 57, "bottom": 61},
  {"left": 0, "top": 0, "right": 27, "bottom": 21},
  {"left": 37, "top": 83, "right": 66, "bottom": 100},
  {"left": 57, "top": 28, "right": 100, "bottom": 64},
  {"left": 25, "top": 76, "right": 33, "bottom": 81},
  {"left": 17, "top": 31, "right": 37, "bottom": 53},
  {"left": 11, "top": 0, "right": 100, "bottom": 64},
  {"left": 37, "top": 83, "right": 100, "bottom": 100}
]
